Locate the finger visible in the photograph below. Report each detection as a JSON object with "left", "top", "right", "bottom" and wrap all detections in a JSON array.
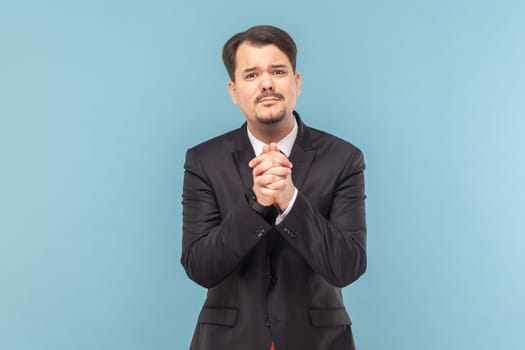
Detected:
[
  {"left": 255, "top": 173, "right": 286, "bottom": 186},
  {"left": 263, "top": 178, "right": 287, "bottom": 190},
  {"left": 256, "top": 150, "right": 292, "bottom": 167},
  {"left": 252, "top": 158, "right": 277, "bottom": 176},
  {"left": 261, "top": 166, "right": 291, "bottom": 177},
  {"left": 248, "top": 154, "right": 266, "bottom": 168},
  {"left": 252, "top": 151, "right": 290, "bottom": 174},
  {"left": 249, "top": 151, "right": 281, "bottom": 168},
  {"left": 267, "top": 151, "right": 292, "bottom": 168},
  {"left": 259, "top": 187, "right": 278, "bottom": 198},
  {"left": 248, "top": 158, "right": 258, "bottom": 168},
  {"left": 268, "top": 142, "right": 279, "bottom": 152},
  {"left": 250, "top": 149, "right": 293, "bottom": 169}
]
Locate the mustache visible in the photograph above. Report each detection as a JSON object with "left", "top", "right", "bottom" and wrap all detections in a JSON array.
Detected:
[{"left": 255, "top": 92, "right": 285, "bottom": 103}]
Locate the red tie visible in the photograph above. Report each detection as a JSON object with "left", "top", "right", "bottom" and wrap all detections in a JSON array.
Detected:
[{"left": 270, "top": 342, "right": 275, "bottom": 350}]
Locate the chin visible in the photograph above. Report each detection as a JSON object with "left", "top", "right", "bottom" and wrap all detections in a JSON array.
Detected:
[{"left": 256, "top": 109, "right": 287, "bottom": 125}]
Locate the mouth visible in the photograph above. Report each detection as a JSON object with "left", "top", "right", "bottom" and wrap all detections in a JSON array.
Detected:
[
  {"left": 256, "top": 92, "right": 284, "bottom": 104},
  {"left": 258, "top": 97, "right": 280, "bottom": 104}
]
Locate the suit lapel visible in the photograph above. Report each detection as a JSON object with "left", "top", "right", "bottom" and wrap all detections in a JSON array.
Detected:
[
  {"left": 232, "top": 124, "right": 255, "bottom": 191},
  {"left": 289, "top": 114, "right": 316, "bottom": 190},
  {"left": 289, "top": 145, "right": 315, "bottom": 191}
]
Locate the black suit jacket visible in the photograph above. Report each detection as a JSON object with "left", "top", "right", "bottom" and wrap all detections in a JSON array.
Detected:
[{"left": 181, "top": 113, "right": 367, "bottom": 350}]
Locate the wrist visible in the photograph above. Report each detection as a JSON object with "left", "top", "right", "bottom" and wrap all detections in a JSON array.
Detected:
[{"left": 245, "top": 189, "right": 274, "bottom": 217}]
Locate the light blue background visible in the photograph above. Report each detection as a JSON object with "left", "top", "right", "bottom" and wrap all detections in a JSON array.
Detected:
[{"left": 1, "top": 0, "right": 524, "bottom": 349}]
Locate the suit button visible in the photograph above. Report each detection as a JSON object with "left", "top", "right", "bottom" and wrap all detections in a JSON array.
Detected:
[
  {"left": 284, "top": 226, "right": 297, "bottom": 238},
  {"left": 265, "top": 318, "right": 271, "bottom": 327},
  {"left": 255, "top": 226, "right": 265, "bottom": 239}
]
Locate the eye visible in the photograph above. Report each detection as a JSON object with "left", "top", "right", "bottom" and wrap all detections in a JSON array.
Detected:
[
  {"left": 244, "top": 72, "right": 258, "bottom": 80},
  {"left": 273, "top": 70, "right": 286, "bottom": 75}
]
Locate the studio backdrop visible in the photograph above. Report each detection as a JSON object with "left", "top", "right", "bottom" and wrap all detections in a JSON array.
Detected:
[{"left": 1, "top": 1, "right": 524, "bottom": 349}]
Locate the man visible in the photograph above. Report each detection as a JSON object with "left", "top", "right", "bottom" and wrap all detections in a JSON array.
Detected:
[{"left": 181, "top": 25, "right": 367, "bottom": 350}]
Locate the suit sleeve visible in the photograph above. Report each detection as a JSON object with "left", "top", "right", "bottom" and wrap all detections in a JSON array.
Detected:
[
  {"left": 180, "top": 148, "right": 271, "bottom": 288},
  {"left": 277, "top": 148, "right": 367, "bottom": 288}
]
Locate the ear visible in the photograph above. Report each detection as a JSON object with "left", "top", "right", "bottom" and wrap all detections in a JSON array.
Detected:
[
  {"left": 295, "top": 71, "right": 302, "bottom": 96},
  {"left": 227, "top": 80, "right": 238, "bottom": 104}
]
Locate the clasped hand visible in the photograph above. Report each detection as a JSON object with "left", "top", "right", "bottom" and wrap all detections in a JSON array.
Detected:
[{"left": 248, "top": 142, "right": 296, "bottom": 212}]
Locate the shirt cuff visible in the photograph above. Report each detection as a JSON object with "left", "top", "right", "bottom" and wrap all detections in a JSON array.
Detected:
[{"left": 275, "top": 188, "right": 298, "bottom": 225}]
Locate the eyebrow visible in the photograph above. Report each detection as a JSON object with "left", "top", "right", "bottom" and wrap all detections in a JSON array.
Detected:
[
  {"left": 242, "top": 64, "right": 289, "bottom": 73},
  {"left": 243, "top": 67, "right": 258, "bottom": 73}
]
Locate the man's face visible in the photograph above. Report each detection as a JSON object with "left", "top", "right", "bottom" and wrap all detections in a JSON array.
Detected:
[{"left": 227, "top": 42, "right": 301, "bottom": 128}]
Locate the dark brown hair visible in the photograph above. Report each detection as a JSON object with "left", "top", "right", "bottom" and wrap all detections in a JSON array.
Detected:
[{"left": 222, "top": 25, "right": 297, "bottom": 81}]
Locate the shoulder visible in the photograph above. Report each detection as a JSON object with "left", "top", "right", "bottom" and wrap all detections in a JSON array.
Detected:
[
  {"left": 185, "top": 127, "right": 242, "bottom": 160},
  {"left": 303, "top": 124, "right": 365, "bottom": 167}
]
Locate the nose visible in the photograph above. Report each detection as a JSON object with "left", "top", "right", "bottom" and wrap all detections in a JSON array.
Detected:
[{"left": 260, "top": 72, "right": 274, "bottom": 91}]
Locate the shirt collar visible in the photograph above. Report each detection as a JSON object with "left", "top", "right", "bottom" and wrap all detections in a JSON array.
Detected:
[{"left": 247, "top": 117, "right": 298, "bottom": 157}]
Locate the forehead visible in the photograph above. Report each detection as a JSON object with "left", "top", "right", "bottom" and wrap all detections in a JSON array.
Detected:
[{"left": 235, "top": 42, "right": 292, "bottom": 71}]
